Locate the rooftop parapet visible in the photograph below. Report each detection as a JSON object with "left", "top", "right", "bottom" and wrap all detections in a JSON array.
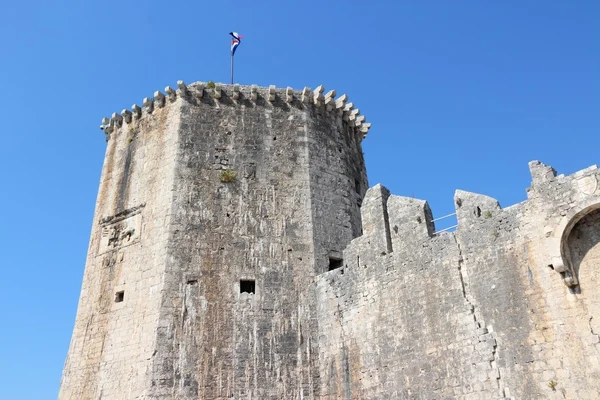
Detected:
[
  {"left": 99, "top": 81, "right": 372, "bottom": 142},
  {"left": 387, "top": 195, "right": 435, "bottom": 249},
  {"left": 360, "top": 184, "right": 393, "bottom": 255},
  {"left": 454, "top": 189, "right": 502, "bottom": 229},
  {"left": 528, "top": 160, "right": 557, "bottom": 194},
  {"left": 346, "top": 185, "right": 437, "bottom": 258}
]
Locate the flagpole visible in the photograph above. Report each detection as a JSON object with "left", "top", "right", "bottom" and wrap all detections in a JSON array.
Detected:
[{"left": 230, "top": 52, "right": 234, "bottom": 84}]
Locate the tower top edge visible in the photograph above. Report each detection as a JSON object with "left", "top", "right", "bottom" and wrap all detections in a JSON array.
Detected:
[{"left": 99, "top": 80, "right": 371, "bottom": 141}]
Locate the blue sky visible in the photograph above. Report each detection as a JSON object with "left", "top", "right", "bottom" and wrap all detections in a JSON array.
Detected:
[{"left": 0, "top": 1, "right": 598, "bottom": 398}]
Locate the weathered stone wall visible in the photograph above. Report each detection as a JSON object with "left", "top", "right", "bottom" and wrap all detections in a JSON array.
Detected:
[
  {"left": 309, "top": 162, "right": 600, "bottom": 399},
  {"left": 61, "top": 78, "right": 600, "bottom": 400},
  {"left": 147, "top": 84, "right": 366, "bottom": 400},
  {"left": 59, "top": 100, "right": 182, "bottom": 399},
  {"left": 60, "top": 82, "right": 368, "bottom": 400}
]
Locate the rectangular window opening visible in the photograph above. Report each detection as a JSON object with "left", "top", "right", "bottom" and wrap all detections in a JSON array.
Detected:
[
  {"left": 329, "top": 257, "right": 343, "bottom": 271},
  {"left": 240, "top": 279, "right": 255, "bottom": 294},
  {"left": 115, "top": 291, "right": 124, "bottom": 303}
]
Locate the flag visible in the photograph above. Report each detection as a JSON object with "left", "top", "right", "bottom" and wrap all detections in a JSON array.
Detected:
[{"left": 229, "top": 32, "right": 242, "bottom": 56}]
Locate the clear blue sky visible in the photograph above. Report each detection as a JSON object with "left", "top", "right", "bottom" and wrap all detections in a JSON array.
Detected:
[{"left": 0, "top": 1, "right": 598, "bottom": 398}]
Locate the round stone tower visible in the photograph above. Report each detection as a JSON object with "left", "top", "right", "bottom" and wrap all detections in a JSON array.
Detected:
[{"left": 59, "top": 81, "right": 371, "bottom": 399}]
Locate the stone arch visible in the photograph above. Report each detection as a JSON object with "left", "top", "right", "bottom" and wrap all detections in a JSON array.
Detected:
[
  {"left": 564, "top": 206, "right": 600, "bottom": 290},
  {"left": 549, "top": 199, "right": 600, "bottom": 286}
]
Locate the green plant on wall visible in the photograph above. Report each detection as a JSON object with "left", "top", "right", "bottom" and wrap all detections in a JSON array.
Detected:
[
  {"left": 207, "top": 81, "right": 216, "bottom": 89},
  {"left": 127, "top": 124, "right": 136, "bottom": 144},
  {"left": 220, "top": 169, "right": 236, "bottom": 183}
]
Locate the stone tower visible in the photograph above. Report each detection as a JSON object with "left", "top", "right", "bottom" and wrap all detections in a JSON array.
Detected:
[{"left": 59, "top": 81, "right": 371, "bottom": 399}]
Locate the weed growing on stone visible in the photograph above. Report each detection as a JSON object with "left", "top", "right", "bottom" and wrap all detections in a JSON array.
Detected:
[
  {"left": 548, "top": 380, "right": 558, "bottom": 391},
  {"left": 220, "top": 169, "right": 236, "bottom": 183},
  {"left": 127, "top": 125, "right": 136, "bottom": 144},
  {"left": 207, "top": 81, "right": 216, "bottom": 89},
  {"left": 484, "top": 211, "right": 492, "bottom": 218}
]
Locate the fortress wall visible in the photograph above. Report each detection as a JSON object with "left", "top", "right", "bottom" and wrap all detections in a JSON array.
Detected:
[
  {"left": 59, "top": 100, "right": 182, "bottom": 399},
  {"left": 304, "top": 100, "right": 368, "bottom": 274},
  {"left": 492, "top": 162, "right": 600, "bottom": 400},
  {"left": 138, "top": 84, "right": 367, "bottom": 399},
  {"left": 310, "top": 186, "right": 502, "bottom": 399},
  {"left": 60, "top": 76, "right": 600, "bottom": 400},
  {"left": 453, "top": 190, "right": 538, "bottom": 399},
  {"left": 309, "top": 163, "right": 600, "bottom": 400}
]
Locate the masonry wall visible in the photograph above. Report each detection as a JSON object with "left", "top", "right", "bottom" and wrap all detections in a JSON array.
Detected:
[
  {"left": 61, "top": 79, "right": 600, "bottom": 400},
  {"left": 59, "top": 101, "right": 182, "bottom": 399},
  {"left": 144, "top": 84, "right": 366, "bottom": 400},
  {"left": 309, "top": 162, "right": 600, "bottom": 400},
  {"left": 59, "top": 82, "right": 369, "bottom": 400}
]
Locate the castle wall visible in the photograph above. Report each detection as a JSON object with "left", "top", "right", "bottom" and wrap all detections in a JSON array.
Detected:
[
  {"left": 308, "top": 163, "right": 600, "bottom": 399},
  {"left": 145, "top": 84, "right": 366, "bottom": 400},
  {"left": 59, "top": 83, "right": 368, "bottom": 400},
  {"left": 60, "top": 77, "right": 600, "bottom": 400},
  {"left": 59, "top": 101, "right": 182, "bottom": 399}
]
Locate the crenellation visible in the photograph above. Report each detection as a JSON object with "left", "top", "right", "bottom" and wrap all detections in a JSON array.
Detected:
[
  {"left": 100, "top": 116, "right": 111, "bottom": 133},
  {"left": 97, "top": 81, "right": 372, "bottom": 142},
  {"left": 360, "top": 122, "right": 371, "bottom": 135},
  {"left": 454, "top": 189, "right": 502, "bottom": 228},
  {"left": 110, "top": 112, "right": 123, "bottom": 128},
  {"left": 165, "top": 85, "right": 176, "bottom": 101},
  {"left": 312, "top": 85, "right": 324, "bottom": 105},
  {"left": 153, "top": 91, "right": 165, "bottom": 108},
  {"left": 387, "top": 194, "right": 435, "bottom": 248},
  {"left": 121, "top": 109, "right": 132, "bottom": 123},
  {"left": 267, "top": 85, "right": 276, "bottom": 102},
  {"left": 301, "top": 86, "right": 311, "bottom": 103},
  {"left": 213, "top": 83, "right": 222, "bottom": 99},
  {"left": 354, "top": 184, "right": 393, "bottom": 255},
  {"left": 335, "top": 94, "right": 348, "bottom": 118},
  {"left": 142, "top": 97, "right": 154, "bottom": 113},
  {"left": 324, "top": 89, "right": 336, "bottom": 111},
  {"left": 194, "top": 82, "right": 205, "bottom": 98},
  {"left": 342, "top": 102, "right": 354, "bottom": 122},
  {"left": 176, "top": 80, "right": 187, "bottom": 95},
  {"left": 131, "top": 104, "right": 141, "bottom": 119}
]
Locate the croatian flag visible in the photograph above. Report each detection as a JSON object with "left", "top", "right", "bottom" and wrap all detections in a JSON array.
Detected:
[{"left": 230, "top": 32, "right": 242, "bottom": 56}]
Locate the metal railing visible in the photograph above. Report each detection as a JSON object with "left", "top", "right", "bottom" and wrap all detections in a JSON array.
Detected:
[{"left": 431, "top": 212, "right": 457, "bottom": 234}]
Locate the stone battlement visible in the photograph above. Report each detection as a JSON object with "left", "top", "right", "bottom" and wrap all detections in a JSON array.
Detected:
[
  {"left": 335, "top": 161, "right": 600, "bottom": 287},
  {"left": 311, "top": 160, "right": 600, "bottom": 399},
  {"left": 100, "top": 81, "right": 371, "bottom": 142},
  {"left": 64, "top": 71, "right": 600, "bottom": 399}
]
